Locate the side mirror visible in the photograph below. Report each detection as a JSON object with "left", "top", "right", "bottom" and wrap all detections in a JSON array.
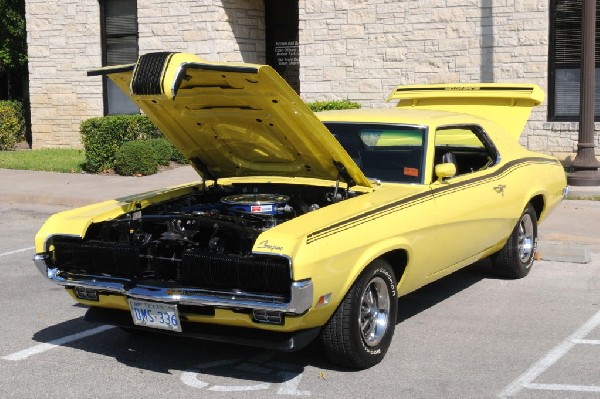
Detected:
[{"left": 435, "top": 163, "right": 456, "bottom": 181}]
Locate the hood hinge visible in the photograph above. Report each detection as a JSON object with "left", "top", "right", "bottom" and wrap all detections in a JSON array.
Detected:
[
  {"left": 190, "top": 157, "right": 216, "bottom": 190},
  {"left": 332, "top": 160, "right": 355, "bottom": 189}
]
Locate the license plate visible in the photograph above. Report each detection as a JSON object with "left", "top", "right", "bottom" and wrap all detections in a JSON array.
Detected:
[{"left": 128, "top": 299, "right": 182, "bottom": 332}]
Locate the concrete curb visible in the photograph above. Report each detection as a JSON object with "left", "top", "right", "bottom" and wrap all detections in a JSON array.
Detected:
[{"left": 537, "top": 242, "right": 592, "bottom": 264}]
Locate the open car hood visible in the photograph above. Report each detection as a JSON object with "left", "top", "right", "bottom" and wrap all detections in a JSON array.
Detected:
[{"left": 89, "top": 52, "right": 371, "bottom": 188}]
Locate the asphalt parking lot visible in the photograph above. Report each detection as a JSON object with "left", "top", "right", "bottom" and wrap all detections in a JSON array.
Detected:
[{"left": 1, "top": 199, "right": 599, "bottom": 398}]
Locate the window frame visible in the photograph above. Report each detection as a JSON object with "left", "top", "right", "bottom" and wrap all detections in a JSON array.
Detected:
[
  {"left": 434, "top": 124, "right": 499, "bottom": 177},
  {"left": 99, "top": 0, "right": 139, "bottom": 115},
  {"left": 548, "top": 0, "right": 600, "bottom": 122}
]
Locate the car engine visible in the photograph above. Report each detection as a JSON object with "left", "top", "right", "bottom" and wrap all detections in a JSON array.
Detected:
[{"left": 50, "top": 183, "right": 359, "bottom": 297}]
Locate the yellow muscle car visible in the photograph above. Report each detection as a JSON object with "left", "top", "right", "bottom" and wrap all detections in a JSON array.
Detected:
[{"left": 34, "top": 52, "right": 567, "bottom": 369}]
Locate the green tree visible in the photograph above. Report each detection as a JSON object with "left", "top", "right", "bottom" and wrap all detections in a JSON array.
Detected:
[
  {"left": 0, "top": 0, "right": 26, "bottom": 71},
  {"left": 0, "top": 0, "right": 27, "bottom": 99}
]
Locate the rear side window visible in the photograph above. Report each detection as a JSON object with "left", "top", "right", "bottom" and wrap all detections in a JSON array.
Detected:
[
  {"left": 434, "top": 125, "right": 498, "bottom": 176},
  {"left": 324, "top": 123, "right": 427, "bottom": 184}
]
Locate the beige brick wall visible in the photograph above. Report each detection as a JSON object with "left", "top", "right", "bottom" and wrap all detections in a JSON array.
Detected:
[
  {"left": 299, "top": 0, "right": 484, "bottom": 104},
  {"left": 26, "top": 0, "right": 103, "bottom": 148},
  {"left": 137, "top": 0, "right": 265, "bottom": 63},
  {"left": 27, "top": 0, "right": 264, "bottom": 149}
]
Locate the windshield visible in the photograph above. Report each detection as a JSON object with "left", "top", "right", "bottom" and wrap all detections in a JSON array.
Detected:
[{"left": 324, "top": 122, "right": 427, "bottom": 184}]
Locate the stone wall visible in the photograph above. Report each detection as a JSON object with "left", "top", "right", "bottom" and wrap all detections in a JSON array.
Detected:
[
  {"left": 299, "top": 0, "right": 492, "bottom": 104},
  {"left": 26, "top": 0, "right": 102, "bottom": 148},
  {"left": 27, "top": 0, "right": 265, "bottom": 149},
  {"left": 137, "top": 0, "right": 265, "bottom": 63},
  {"left": 298, "top": 0, "right": 599, "bottom": 158}
]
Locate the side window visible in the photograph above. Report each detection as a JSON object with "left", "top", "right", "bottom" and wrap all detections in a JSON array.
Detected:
[
  {"left": 434, "top": 125, "right": 497, "bottom": 176},
  {"left": 100, "top": 0, "right": 139, "bottom": 115}
]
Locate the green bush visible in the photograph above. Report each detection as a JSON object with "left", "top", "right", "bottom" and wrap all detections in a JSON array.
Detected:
[
  {"left": 80, "top": 114, "right": 162, "bottom": 173},
  {"left": 170, "top": 142, "right": 189, "bottom": 164},
  {"left": 306, "top": 100, "right": 361, "bottom": 112},
  {"left": 147, "top": 138, "right": 173, "bottom": 166},
  {"left": 113, "top": 140, "right": 158, "bottom": 176},
  {"left": 126, "top": 115, "right": 163, "bottom": 140},
  {"left": 0, "top": 100, "right": 26, "bottom": 150}
]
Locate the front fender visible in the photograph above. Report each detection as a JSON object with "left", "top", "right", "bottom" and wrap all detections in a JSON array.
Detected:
[
  {"left": 293, "top": 226, "right": 434, "bottom": 326},
  {"left": 34, "top": 183, "right": 200, "bottom": 252}
]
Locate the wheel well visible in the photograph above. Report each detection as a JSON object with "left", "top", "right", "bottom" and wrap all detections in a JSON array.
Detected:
[
  {"left": 529, "top": 195, "right": 544, "bottom": 220},
  {"left": 381, "top": 249, "right": 408, "bottom": 283}
]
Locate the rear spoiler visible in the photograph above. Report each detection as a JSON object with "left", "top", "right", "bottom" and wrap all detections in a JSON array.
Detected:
[{"left": 387, "top": 84, "right": 544, "bottom": 140}]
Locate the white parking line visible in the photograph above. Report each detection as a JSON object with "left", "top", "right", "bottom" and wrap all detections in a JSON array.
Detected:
[
  {"left": 0, "top": 247, "right": 34, "bottom": 257},
  {"left": 1, "top": 325, "right": 115, "bottom": 361},
  {"left": 572, "top": 339, "right": 600, "bottom": 345},
  {"left": 526, "top": 383, "right": 600, "bottom": 393},
  {"left": 498, "top": 309, "right": 600, "bottom": 398},
  {"left": 181, "top": 353, "right": 311, "bottom": 396}
]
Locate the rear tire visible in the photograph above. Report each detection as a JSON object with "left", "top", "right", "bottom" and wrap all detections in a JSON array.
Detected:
[
  {"left": 320, "top": 259, "right": 398, "bottom": 369},
  {"left": 492, "top": 203, "right": 538, "bottom": 279}
]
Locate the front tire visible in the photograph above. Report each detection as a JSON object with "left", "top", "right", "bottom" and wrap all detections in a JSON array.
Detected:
[
  {"left": 320, "top": 259, "right": 398, "bottom": 369},
  {"left": 492, "top": 203, "right": 538, "bottom": 279}
]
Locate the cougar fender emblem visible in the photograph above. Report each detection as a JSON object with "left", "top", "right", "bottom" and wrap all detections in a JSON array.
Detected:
[
  {"left": 257, "top": 240, "right": 283, "bottom": 252},
  {"left": 493, "top": 184, "right": 506, "bottom": 196}
]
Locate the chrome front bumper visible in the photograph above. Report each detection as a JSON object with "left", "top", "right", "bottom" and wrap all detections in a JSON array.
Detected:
[{"left": 33, "top": 253, "right": 313, "bottom": 315}]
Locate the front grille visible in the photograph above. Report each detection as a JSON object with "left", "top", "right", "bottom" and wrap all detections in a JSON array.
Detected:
[
  {"left": 181, "top": 251, "right": 291, "bottom": 297},
  {"left": 148, "top": 255, "right": 181, "bottom": 281},
  {"left": 52, "top": 240, "right": 291, "bottom": 298},
  {"left": 54, "top": 241, "right": 140, "bottom": 276}
]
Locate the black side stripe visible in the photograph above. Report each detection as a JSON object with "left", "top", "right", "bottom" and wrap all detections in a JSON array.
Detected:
[{"left": 306, "top": 157, "right": 559, "bottom": 244}]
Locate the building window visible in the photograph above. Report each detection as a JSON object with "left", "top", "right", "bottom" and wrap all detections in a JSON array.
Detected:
[
  {"left": 549, "top": 0, "right": 600, "bottom": 121},
  {"left": 100, "top": 0, "right": 139, "bottom": 115}
]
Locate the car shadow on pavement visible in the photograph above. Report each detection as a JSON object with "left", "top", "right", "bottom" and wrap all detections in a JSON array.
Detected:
[
  {"left": 31, "top": 312, "right": 328, "bottom": 384},
  {"left": 31, "top": 315, "right": 93, "bottom": 343},
  {"left": 29, "top": 258, "right": 502, "bottom": 380},
  {"left": 397, "top": 258, "right": 499, "bottom": 323}
]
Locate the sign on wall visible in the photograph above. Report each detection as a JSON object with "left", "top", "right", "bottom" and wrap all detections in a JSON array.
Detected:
[{"left": 266, "top": 0, "right": 299, "bottom": 93}]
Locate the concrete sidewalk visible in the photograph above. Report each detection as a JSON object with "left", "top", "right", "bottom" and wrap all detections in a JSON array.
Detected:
[
  {"left": 1, "top": 167, "right": 599, "bottom": 258},
  {"left": 0, "top": 166, "right": 200, "bottom": 209}
]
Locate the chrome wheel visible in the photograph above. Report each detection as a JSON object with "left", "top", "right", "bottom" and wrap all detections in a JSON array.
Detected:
[
  {"left": 321, "top": 259, "right": 397, "bottom": 369},
  {"left": 359, "top": 276, "right": 390, "bottom": 347},
  {"left": 518, "top": 213, "right": 535, "bottom": 262},
  {"left": 492, "top": 204, "right": 538, "bottom": 279}
]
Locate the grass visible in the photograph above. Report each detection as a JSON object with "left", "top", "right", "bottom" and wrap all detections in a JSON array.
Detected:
[{"left": 0, "top": 148, "right": 86, "bottom": 173}]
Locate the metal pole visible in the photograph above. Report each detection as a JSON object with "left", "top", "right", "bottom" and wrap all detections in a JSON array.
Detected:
[{"left": 568, "top": 0, "right": 600, "bottom": 186}]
